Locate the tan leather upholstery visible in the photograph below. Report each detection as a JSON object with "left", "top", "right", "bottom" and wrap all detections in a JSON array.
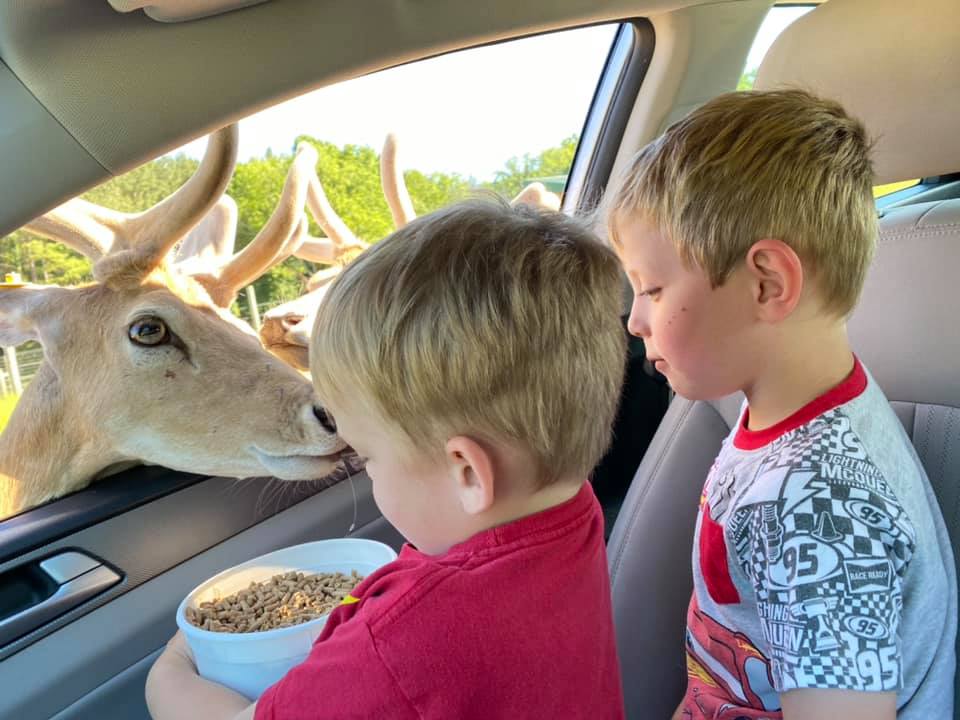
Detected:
[
  {"left": 608, "top": 2, "right": 960, "bottom": 715},
  {"left": 608, "top": 197, "right": 960, "bottom": 718},
  {"left": 755, "top": 0, "right": 960, "bottom": 184}
]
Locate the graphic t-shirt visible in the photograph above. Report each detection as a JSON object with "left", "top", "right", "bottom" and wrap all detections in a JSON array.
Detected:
[
  {"left": 680, "top": 357, "right": 956, "bottom": 719},
  {"left": 255, "top": 482, "right": 624, "bottom": 720}
]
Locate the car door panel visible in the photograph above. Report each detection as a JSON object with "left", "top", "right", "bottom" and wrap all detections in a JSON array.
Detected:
[
  {"left": 51, "top": 650, "right": 160, "bottom": 720},
  {"left": 0, "top": 467, "right": 374, "bottom": 658},
  {"left": 0, "top": 11, "right": 659, "bottom": 718},
  {"left": 0, "top": 473, "right": 399, "bottom": 720}
]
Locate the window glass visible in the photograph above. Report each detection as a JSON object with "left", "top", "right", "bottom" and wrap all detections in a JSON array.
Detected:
[
  {"left": 737, "top": 6, "right": 919, "bottom": 199},
  {"left": 0, "top": 25, "right": 618, "bottom": 515},
  {"left": 737, "top": 5, "right": 815, "bottom": 90},
  {"left": 873, "top": 179, "right": 920, "bottom": 198}
]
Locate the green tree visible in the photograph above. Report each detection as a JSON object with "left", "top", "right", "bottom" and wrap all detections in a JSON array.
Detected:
[
  {"left": 0, "top": 154, "right": 199, "bottom": 286},
  {"left": 227, "top": 153, "right": 306, "bottom": 303},
  {"left": 83, "top": 154, "right": 199, "bottom": 211},
  {"left": 489, "top": 135, "right": 578, "bottom": 198},
  {"left": 0, "top": 136, "right": 575, "bottom": 310},
  {"left": 404, "top": 169, "right": 472, "bottom": 217},
  {"left": 737, "top": 68, "right": 758, "bottom": 91}
]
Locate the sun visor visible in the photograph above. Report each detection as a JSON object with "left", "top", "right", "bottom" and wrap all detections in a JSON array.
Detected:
[{"left": 107, "top": 0, "right": 270, "bottom": 22}]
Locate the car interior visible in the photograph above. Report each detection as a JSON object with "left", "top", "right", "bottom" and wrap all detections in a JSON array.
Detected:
[{"left": 0, "top": 0, "right": 956, "bottom": 718}]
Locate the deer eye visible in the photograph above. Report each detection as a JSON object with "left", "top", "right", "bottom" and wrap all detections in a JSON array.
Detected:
[{"left": 128, "top": 317, "right": 169, "bottom": 346}]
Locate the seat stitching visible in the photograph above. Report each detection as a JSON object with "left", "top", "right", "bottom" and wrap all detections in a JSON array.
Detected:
[
  {"left": 887, "top": 221, "right": 960, "bottom": 231},
  {"left": 888, "top": 399, "right": 958, "bottom": 412},
  {"left": 906, "top": 403, "right": 917, "bottom": 444},
  {"left": 880, "top": 228, "right": 960, "bottom": 242},
  {"left": 943, "top": 409, "right": 960, "bottom": 531}
]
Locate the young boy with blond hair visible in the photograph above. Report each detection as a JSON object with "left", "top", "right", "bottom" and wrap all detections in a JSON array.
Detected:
[
  {"left": 605, "top": 89, "right": 956, "bottom": 719},
  {"left": 146, "top": 199, "right": 628, "bottom": 719}
]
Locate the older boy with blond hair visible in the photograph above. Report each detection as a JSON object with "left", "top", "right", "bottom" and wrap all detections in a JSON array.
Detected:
[
  {"left": 146, "top": 199, "right": 628, "bottom": 719},
  {"left": 606, "top": 89, "right": 956, "bottom": 719}
]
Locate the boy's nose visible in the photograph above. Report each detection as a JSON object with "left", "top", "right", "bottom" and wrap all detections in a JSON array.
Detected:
[{"left": 627, "top": 298, "right": 650, "bottom": 339}]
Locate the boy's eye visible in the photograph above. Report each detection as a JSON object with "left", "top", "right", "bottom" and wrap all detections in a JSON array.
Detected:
[{"left": 638, "top": 287, "right": 662, "bottom": 298}]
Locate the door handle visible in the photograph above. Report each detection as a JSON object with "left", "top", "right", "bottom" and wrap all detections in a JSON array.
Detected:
[{"left": 0, "top": 551, "right": 122, "bottom": 647}]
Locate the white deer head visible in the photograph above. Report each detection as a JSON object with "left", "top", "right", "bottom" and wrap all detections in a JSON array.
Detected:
[
  {"left": 259, "top": 135, "right": 563, "bottom": 371},
  {"left": 0, "top": 126, "right": 348, "bottom": 519}
]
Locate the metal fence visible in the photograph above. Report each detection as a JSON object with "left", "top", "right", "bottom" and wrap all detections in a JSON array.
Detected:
[{"left": 1, "top": 345, "right": 43, "bottom": 396}]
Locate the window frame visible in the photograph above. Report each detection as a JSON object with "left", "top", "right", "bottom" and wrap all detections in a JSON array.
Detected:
[{"left": 0, "top": 18, "right": 654, "bottom": 573}]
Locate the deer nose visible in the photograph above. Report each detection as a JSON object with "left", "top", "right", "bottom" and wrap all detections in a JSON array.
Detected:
[
  {"left": 281, "top": 314, "right": 304, "bottom": 331},
  {"left": 312, "top": 405, "right": 337, "bottom": 434}
]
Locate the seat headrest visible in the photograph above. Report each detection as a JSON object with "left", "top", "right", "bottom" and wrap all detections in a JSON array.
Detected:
[
  {"left": 755, "top": 0, "right": 960, "bottom": 184},
  {"left": 848, "top": 198, "right": 960, "bottom": 409}
]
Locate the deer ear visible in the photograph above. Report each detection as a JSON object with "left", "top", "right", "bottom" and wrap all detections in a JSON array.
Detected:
[{"left": 0, "top": 285, "right": 71, "bottom": 347}]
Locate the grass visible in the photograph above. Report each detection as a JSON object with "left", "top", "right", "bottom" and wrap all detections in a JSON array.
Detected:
[{"left": 0, "top": 394, "right": 19, "bottom": 433}]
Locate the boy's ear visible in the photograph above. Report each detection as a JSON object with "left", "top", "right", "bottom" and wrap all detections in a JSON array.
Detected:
[
  {"left": 0, "top": 284, "right": 71, "bottom": 348},
  {"left": 744, "top": 239, "right": 803, "bottom": 321},
  {"left": 445, "top": 435, "right": 496, "bottom": 516}
]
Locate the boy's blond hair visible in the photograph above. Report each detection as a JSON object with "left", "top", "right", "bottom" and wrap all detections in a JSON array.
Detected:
[
  {"left": 607, "top": 89, "right": 877, "bottom": 316},
  {"left": 311, "top": 199, "right": 626, "bottom": 486}
]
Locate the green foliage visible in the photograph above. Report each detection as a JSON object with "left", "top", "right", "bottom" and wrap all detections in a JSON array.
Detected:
[
  {"left": 227, "top": 153, "right": 309, "bottom": 303},
  {"left": 405, "top": 170, "right": 472, "bottom": 217},
  {"left": 0, "top": 135, "right": 578, "bottom": 308},
  {"left": 84, "top": 154, "right": 200, "bottom": 212},
  {"left": 0, "top": 230, "right": 92, "bottom": 286},
  {"left": 737, "top": 68, "right": 758, "bottom": 91},
  {"left": 490, "top": 135, "right": 578, "bottom": 198},
  {"left": 299, "top": 137, "right": 395, "bottom": 242},
  {"left": 0, "top": 154, "right": 200, "bottom": 286}
]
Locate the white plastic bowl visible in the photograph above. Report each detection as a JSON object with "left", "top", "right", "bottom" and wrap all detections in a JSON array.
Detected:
[{"left": 176, "top": 538, "right": 397, "bottom": 699}]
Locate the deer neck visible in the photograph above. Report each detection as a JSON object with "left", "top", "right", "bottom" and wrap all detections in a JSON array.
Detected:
[{"left": 0, "top": 363, "right": 120, "bottom": 518}]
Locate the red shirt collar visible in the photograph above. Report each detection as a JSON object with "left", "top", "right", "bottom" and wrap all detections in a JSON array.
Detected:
[
  {"left": 400, "top": 481, "right": 595, "bottom": 561},
  {"left": 733, "top": 355, "right": 867, "bottom": 451}
]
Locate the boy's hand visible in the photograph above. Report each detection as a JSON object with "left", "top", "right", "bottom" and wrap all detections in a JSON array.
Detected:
[
  {"left": 146, "top": 630, "right": 255, "bottom": 720},
  {"left": 163, "top": 630, "right": 196, "bottom": 671},
  {"left": 781, "top": 688, "right": 895, "bottom": 719}
]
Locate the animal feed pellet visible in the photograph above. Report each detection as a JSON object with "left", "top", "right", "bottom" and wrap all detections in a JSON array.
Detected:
[{"left": 185, "top": 570, "right": 363, "bottom": 633}]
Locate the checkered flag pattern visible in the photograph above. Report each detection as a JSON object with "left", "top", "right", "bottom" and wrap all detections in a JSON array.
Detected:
[
  {"left": 792, "top": 651, "right": 862, "bottom": 690},
  {"left": 720, "top": 409, "right": 915, "bottom": 693}
]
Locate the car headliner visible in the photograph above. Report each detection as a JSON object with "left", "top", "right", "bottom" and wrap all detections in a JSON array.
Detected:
[{"left": 0, "top": 0, "right": 774, "bottom": 237}]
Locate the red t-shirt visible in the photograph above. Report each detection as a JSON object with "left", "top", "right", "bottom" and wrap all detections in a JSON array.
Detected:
[{"left": 255, "top": 482, "right": 625, "bottom": 719}]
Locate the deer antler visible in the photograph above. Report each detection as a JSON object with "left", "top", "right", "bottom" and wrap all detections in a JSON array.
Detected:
[
  {"left": 172, "top": 140, "right": 356, "bottom": 309},
  {"left": 380, "top": 133, "right": 416, "bottom": 228},
  {"left": 210, "top": 141, "right": 317, "bottom": 302},
  {"left": 259, "top": 132, "right": 418, "bottom": 371},
  {"left": 93, "top": 126, "right": 239, "bottom": 286},
  {"left": 293, "top": 146, "right": 371, "bottom": 270},
  {"left": 23, "top": 125, "right": 239, "bottom": 287},
  {"left": 305, "top": 265, "right": 342, "bottom": 292},
  {"left": 292, "top": 133, "right": 416, "bottom": 269},
  {"left": 303, "top": 161, "right": 362, "bottom": 249},
  {"left": 22, "top": 198, "right": 122, "bottom": 261},
  {"left": 293, "top": 237, "right": 342, "bottom": 265}
]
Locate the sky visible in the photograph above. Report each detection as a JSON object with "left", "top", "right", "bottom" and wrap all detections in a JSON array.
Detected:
[{"left": 171, "top": 6, "right": 813, "bottom": 182}]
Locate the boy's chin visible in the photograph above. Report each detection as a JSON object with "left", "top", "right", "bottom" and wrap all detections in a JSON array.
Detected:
[
  {"left": 671, "top": 386, "right": 709, "bottom": 401},
  {"left": 665, "top": 376, "right": 736, "bottom": 403}
]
